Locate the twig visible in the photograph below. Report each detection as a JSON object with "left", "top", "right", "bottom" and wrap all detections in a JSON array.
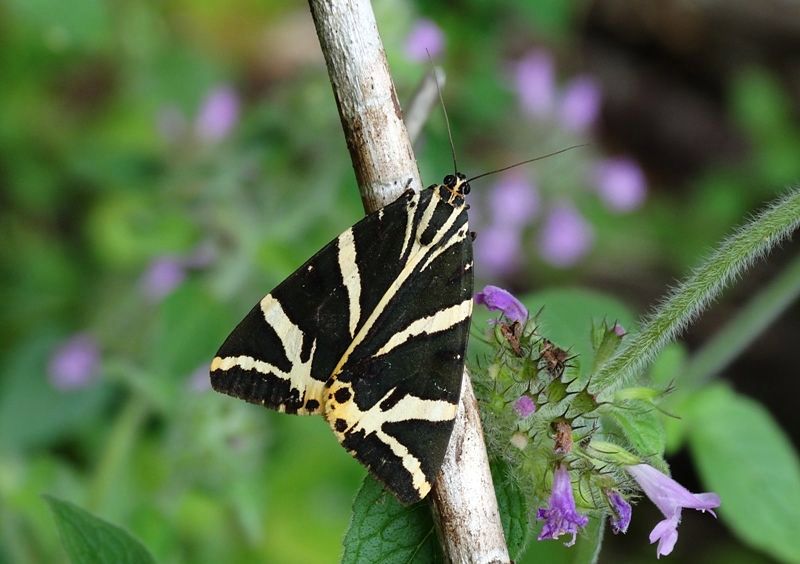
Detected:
[
  {"left": 307, "top": 1, "right": 510, "bottom": 562},
  {"left": 405, "top": 67, "right": 446, "bottom": 146},
  {"left": 308, "top": 0, "right": 419, "bottom": 211}
]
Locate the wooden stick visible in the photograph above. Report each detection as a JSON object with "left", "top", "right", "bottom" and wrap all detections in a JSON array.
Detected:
[{"left": 307, "top": 1, "right": 510, "bottom": 562}]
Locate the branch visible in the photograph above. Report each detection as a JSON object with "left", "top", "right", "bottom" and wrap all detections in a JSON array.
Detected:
[
  {"left": 308, "top": 0, "right": 419, "bottom": 211},
  {"left": 307, "top": 1, "right": 510, "bottom": 562}
]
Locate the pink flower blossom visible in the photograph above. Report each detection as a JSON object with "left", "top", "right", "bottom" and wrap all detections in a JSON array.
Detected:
[
  {"left": 537, "top": 464, "right": 589, "bottom": 546},
  {"left": 514, "top": 395, "right": 536, "bottom": 417},
  {"left": 515, "top": 50, "right": 555, "bottom": 119},
  {"left": 141, "top": 257, "right": 186, "bottom": 302},
  {"left": 474, "top": 285, "right": 528, "bottom": 323},
  {"left": 537, "top": 203, "right": 593, "bottom": 267},
  {"left": 475, "top": 224, "right": 521, "bottom": 277},
  {"left": 558, "top": 75, "right": 601, "bottom": 132},
  {"left": 48, "top": 334, "right": 100, "bottom": 390},
  {"left": 404, "top": 19, "right": 444, "bottom": 61},
  {"left": 196, "top": 85, "right": 240, "bottom": 142},
  {"left": 626, "top": 464, "right": 720, "bottom": 557},
  {"left": 489, "top": 174, "right": 539, "bottom": 226},
  {"left": 592, "top": 157, "right": 647, "bottom": 212},
  {"left": 607, "top": 489, "right": 632, "bottom": 534}
]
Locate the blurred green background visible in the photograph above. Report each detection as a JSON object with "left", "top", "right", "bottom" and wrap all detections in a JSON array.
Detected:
[{"left": 1, "top": 0, "right": 798, "bottom": 562}]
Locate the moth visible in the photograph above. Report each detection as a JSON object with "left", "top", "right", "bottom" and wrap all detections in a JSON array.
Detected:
[{"left": 210, "top": 173, "right": 474, "bottom": 504}]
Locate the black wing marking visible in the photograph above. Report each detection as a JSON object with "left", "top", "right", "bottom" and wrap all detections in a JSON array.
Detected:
[
  {"left": 210, "top": 189, "right": 418, "bottom": 415},
  {"left": 324, "top": 187, "right": 473, "bottom": 503}
]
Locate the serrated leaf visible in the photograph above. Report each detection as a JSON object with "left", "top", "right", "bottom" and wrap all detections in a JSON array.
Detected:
[
  {"left": 491, "top": 461, "right": 530, "bottom": 559},
  {"left": 686, "top": 385, "right": 800, "bottom": 563},
  {"left": 44, "top": 496, "right": 156, "bottom": 564},
  {"left": 603, "top": 400, "right": 666, "bottom": 457},
  {"left": 342, "top": 476, "right": 443, "bottom": 564}
]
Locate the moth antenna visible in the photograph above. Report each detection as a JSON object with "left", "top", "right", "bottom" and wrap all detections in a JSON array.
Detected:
[
  {"left": 426, "top": 50, "right": 458, "bottom": 175},
  {"left": 466, "top": 144, "right": 588, "bottom": 183}
]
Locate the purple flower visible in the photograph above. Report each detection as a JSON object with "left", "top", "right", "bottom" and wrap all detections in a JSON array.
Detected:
[
  {"left": 537, "top": 464, "right": 589, "bottom": 546},
  {"left": 187, "top": 363, "right": 212, "bottom": 393},
  {"left": 593, "top": 157, "right": 647, "bottom": 212},
  {"left": 195, "top": 85, "right": 240, "bottom": 142},
  {"left": 626, "top": 463, "right": 720, "bottom": 557},
  {"left": 141, "top": 257, "right": 186, "bottom": 302},
  {"left": 475, "top": 224, "right": 521, "bottom": 277},
  {"left": 607, "top": 490, "right": 632, "bottom": 534},
  {"left": 515, "top": 50, "right": 555, "bottom": 119},
  {"left": 613, "top": 323, "right": 626, "bottom": 337},
  {"left": 404, "top": 19, "right": 444, "bottom": 61},
  {"left": 474, "top": 285, "right": 528, "bottom": 323},
  {"left": 489, "top": 174, "right": 539, "bottom": 226},
  {"left": 538, "top": 203, "right": 593, "bottom": 267},
  {"left": 558, "top": 75, "right": 601, "bottom": 133},
  {"left": 48, "top": 334, "right": 100, "bottom": 390},
  {"left": 514, "top": 395, "right": 536, "bottom": 417}
]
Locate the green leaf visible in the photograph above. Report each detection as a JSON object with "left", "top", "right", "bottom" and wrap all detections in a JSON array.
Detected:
[
  {"left": 44, "top": 496, "right": 156, "bottom": 564},
  {"left": 342, "top": 476, "right": 443, "bottom": 564},
  {"left": 519, "top": 516, "right": 604, "bottom": 564},
  {"left": 525, "top": 288, "right": 635, "bottom": 379},
  {"left": 491, "top": 461, "right": 530, "bottom": 559},
  {"left": 687, "top": 384, "right": 800, "bottom": 563},
  {"left": 603, "top": 399, "right": 666, "bottom": 458},
  {"left": 149, "top": 281, "right": 233, "bottom": 388}
]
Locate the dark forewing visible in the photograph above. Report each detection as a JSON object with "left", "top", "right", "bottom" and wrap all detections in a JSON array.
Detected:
[
  {"left": 324, "top": 187, "right": 473, "bottom": 504},
  {"left": 210, "top": 185, "right": 473, "bottom": 504},
  {"left": 210, "top": 190, "right": 416, "bottom": 415}
]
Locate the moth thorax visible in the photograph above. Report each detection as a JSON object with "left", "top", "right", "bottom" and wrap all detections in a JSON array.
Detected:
[{"left": 439, "top": 172, "right": 470, "bottom": 205}]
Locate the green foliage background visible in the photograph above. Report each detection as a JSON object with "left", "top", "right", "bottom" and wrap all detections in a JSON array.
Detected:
[{"left": 1, "top": 0, "right": 798, "bottom": 562}]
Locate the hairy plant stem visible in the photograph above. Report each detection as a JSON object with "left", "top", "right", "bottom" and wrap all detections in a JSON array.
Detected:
[
  {"left": 592, "top": 187, "right": 800, "bottom": 397},
  {"left": 683, "top": 251, "right": 800, "bottom": 387}
]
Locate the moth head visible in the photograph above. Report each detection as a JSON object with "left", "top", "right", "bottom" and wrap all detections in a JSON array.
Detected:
[{"left": 442, "top": 172, "right": 471, "bottom": 196}]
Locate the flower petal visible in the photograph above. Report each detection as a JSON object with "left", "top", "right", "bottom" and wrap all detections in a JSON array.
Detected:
[
  {"left": 626, "top": 464, "right": 720, "bottom": 517},
  {"left": 649, "top": 515, "right": 680, "bottom": 558},
  {"left": 404, "top": 19, "right": 444, "bottom": 61},
  {"left": 514, "top": 395, "right": 536, "bottom": 417},
  {"left": 515, "top": 50, "right": 555, "bottom": 119},
  {"left": 607, "top": 490, "right": 632, "bottom": 534},
  {"left": 474, "top": 285, "right": 528, "bottom": 322},
  {"left": 538, "top": 202, "right": 593, "bottom": 267},
  {"left": 48, "top": 334, "right": 100, "bottom": 390},
  {"left": 536, "top": 465, "right": 589, "bottom": 546}
]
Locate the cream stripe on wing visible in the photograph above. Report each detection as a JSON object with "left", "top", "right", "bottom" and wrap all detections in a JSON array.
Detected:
[
  {"left": 338, "top": 228, "right": 361, "bottom": 337},
  {"left": 420, "top": 222, "right": 468, "bottom": 271},
  {"left": 399, "top": 192, "right": 420, "bottom": 260},
  {"left": 332, "top": 387, "right": 458, "bottom": 496},
  {"left": 374, "top": 299, "right": 473, "bottom": 358},
  {"left": 330, "top": 198, "right": 466, "bottom": 377},
  {"left": 210, "top": 294, "right": 323, "bottom": 410}
]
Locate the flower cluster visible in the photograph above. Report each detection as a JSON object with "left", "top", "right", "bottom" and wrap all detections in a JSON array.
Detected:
[
  {"left": 477, "top": 47, "right": 648, "bottom": 275},
  {"left": 471, "top": 285, "right": 720, "bottom": 557}
]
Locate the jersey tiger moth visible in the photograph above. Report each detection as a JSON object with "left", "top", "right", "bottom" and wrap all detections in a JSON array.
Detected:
[{"left": 210, "top": 173, "right": 474, "bottom": 504}]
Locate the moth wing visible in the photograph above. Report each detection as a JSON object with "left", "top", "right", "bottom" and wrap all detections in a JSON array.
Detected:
[
  {"left": 325, "top": 190, "right": 474, "bottom": 503},
  {"left": 210, "top": 190, "right": 416, "bottom": 415}
]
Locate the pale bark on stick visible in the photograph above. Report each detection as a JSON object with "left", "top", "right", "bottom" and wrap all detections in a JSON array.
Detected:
[
  {"left": 404, "top": 67, "right": 446, "bottom": 146},
  {"left": 307, "top": 1, "right": 510, "bottom": 562},
  {"left": 308, "top": 0, "right": 419, "bottom": 212}
]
